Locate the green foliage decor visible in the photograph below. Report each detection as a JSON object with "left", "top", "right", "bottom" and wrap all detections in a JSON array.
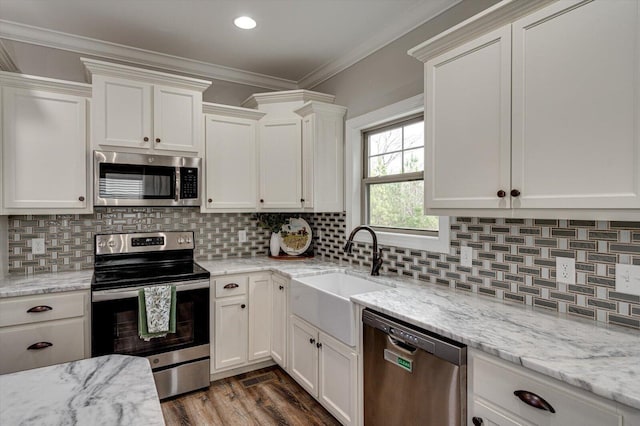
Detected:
[{"left": 252, "top": 213, "right": 288, "bottom": 233}]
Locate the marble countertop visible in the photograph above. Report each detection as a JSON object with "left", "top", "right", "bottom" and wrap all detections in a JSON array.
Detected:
[
  {"left": 3, "top": 257, "right": 640, "bottom": 411},
  {"left": 0, "top": 269, "right": 93, "bottom": 298},
  {"left": 0, "top": 354, "right": 165, "bottom": 425}
]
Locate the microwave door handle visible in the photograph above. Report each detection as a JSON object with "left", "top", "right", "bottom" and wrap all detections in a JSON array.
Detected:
[{"left": 175, "top": 168, "right": 180, "bottom": 202}]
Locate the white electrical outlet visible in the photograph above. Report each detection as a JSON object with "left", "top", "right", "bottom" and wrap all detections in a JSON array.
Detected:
[
  {"left": 615, "top": 264, "right": 640, "bottom": 296},
  {"left": 32, "top": 238, "right": 45, "bottom": 255},
  {"left": 460, "top": 246, "right": 473, "bottom": 268},
  {"left": 238, "top": 230, "right": 247, "bottom": 243},
  {"left": 556, "top": 257, "right": 575, "bottom": 284}
]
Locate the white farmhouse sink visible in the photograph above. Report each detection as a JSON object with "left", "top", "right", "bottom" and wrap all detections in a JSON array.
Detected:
[{"left": 291, "top": 273, "right": 390, "bottom": 346}]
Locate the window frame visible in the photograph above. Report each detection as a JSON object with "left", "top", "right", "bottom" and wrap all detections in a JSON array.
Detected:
[
  {"left": 345, "top": 94, "right": 450, "bottom": 253},
  {"left": 362, "top": 113, "right": 436, "bottom": 235}
]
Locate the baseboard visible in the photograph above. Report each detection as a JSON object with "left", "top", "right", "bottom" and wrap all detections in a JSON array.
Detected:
[{"left": 209, "top": 359, "right": 276, "bottom": 382}]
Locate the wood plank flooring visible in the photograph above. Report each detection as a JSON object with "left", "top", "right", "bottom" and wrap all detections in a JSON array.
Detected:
[{"left": 161, "top": 366, "right": 341, "bottom": 426}]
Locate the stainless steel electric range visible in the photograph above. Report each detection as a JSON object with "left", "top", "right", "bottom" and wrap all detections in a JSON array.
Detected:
[{"left": 91, "top": 231, "right": 210, "bottom": 399}]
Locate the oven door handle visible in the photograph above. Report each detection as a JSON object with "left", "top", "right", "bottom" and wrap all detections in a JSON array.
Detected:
[{"left": 92, "top": 280, "right": 210, "bottom": 302}]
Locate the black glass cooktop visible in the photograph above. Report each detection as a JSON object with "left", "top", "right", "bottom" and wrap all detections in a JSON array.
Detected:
[{"left": 92, "top": 261, "right": 210, "bottom": 290}]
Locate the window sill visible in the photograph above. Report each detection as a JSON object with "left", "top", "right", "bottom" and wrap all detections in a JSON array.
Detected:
[{"left": 348, "top": 217, "right": 450, "bottom": 253}]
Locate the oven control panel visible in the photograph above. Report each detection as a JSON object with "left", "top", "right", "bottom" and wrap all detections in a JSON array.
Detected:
[{"left": 95, "top": 231, "right": 195, "bottom": 255}]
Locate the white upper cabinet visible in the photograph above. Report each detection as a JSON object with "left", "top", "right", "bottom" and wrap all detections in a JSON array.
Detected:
[
  {"left": 258, "top": 119, "right": 303, "bottom": 209},
  {"left": 511, "top": 0, "right": 640, "bottom": 209},
  {"left": 295, "top": 102, "right": 347, "bottom": 212},
  {"left": 1, "top": 73, "right": 92, "bottom": 214},
  {"left": 410, "top": 0, "right": 640, "bottom": 219},
  {"left": 242, "top": 89, "right": 345, "bottom": 212},
  {"left": 202, "top": 103, "right": 265, "bottom": 211},
  {"left": 83, "top": 58, "right": 210, "bottom": 156},
  {"left": 425, "top": 26, "right": 511, "bottom": 210}
]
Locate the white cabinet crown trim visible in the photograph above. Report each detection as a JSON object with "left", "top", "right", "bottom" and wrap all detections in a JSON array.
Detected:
[
  {"left": 0, "top": 70, "right": 91, "bottom": 97},
  {"left": 82, "top": 57, "right": 211, "bottom": 92},
  {"left": 202, "top": 102, "right": 266, "bottom": 120},
  {"left": 242, "top": 89, "right": 335, "bottom": 109},
  {"left": 294, "top": 101, "right": 347, "bottom": 117},
  {"left": 408, "top": 0, "right": 554, "bottom": 62}
]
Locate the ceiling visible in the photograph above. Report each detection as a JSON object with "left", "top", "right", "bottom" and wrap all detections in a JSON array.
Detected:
[{"left": 0, "top": 0, "right": 459, "bottom": 88}]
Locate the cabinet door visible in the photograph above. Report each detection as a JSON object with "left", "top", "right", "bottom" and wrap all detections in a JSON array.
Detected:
[
  {"left": 259, "top": 119, "right": 303, "bottom": 209},
  {"left": 204, "top": 115, "right": 258, "bottom": 209},
  {"left": 92, "top": 76, "right": 152, "bottom": 149},
  {"left": 512, "top": 0, "right": 640, "bottom": 208},
  {"left": 248, "top": 274, "right": 271, "bottom": 361},
  {"left": 214, "top": 296, "right": 248, "bottom": 370},
  {"left": 471, "top": 399, "right": 532, "bottom": 426},
  {"left": 2, "top": 88, "right": 88, "bottom": 210},
  {"left": 289, "top": 315, "right": 318, "bottom": 397},
  {"left": 425, "top": 25, "right": 511, "bottom": 210},
  {"left": 270, "top": 275, "right": 288, "bottom": 368},
  {"left": 153, "top": 85, "right": 201, "bottom": 154},
  {"left": 318, "top": 331, "right": 357, "bottom": 426}
]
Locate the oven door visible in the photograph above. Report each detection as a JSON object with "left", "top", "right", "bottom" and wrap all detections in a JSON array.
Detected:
[{"left": 91, "top": 281, "right": 209, "bottom": 358}]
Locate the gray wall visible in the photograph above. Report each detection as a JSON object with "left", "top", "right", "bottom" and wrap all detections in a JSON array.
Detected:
[
  {"left": 312, "top": 0, "right": 500, "bottom": 119},
  {"left": 0, "top": 39, "right": 270, "bottom": 106}
]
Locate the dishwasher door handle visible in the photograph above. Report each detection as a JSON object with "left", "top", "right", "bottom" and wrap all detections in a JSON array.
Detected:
[{"left": 388, "top": 336, "right": 417, "bottom": 355}]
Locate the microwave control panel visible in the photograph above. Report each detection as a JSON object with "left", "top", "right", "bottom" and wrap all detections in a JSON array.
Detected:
[{"left": 180, "top": 167, "right": 198, "bottom": 199}]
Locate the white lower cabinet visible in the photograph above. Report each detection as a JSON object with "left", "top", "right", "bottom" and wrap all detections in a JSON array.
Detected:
[
  {"left": 212, "top": 273, "right": 272, "bottom": 373},
  {"left": 0, "top": 291, "right": 89, "bottom": 374},
  {"left": 290, "top": 315, "right": 357, "bottom": 426},
  {"left": 270, "top": 274, "right": 288, "bottom": 368},
  {"left": 468, "top": 349, "right": 640, "bottom": 426}
]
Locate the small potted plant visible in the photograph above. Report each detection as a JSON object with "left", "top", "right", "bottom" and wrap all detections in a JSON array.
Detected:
[{"left": 253, "top": 213, "right": 287, "bottom": 256}]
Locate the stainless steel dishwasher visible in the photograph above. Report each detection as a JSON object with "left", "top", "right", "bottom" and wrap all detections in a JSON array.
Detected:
[{"left": 363, "top": 309, "right": 467, "bottom": 426}]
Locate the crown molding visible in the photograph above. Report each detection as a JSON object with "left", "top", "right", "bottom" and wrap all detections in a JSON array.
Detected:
[
  {"left": 408, "top": 0, "right": 554, "bottom": 62},
  {"left": 82, "top": 57, "right": 212, "bottom": 91},
  {"left": 297, "top": 0, "right": 462, "bottom": 89},
  {"left": 202, "top": 102, "right": 266, "bottom": 120},
  {"left": 294, "top": 101, "right": 347, "bottom": 118},
  {"left": 241, "top": 89, "right": 335, "bottom": 109},
  {"left": 0, "top": 69, "right": 92, "bottom": 97},
  {"left": 0, "top": 40, "right": 19, "bottom": 72},
  {"left": 0, "top": 19, "right": 298, "bottom": 91}
]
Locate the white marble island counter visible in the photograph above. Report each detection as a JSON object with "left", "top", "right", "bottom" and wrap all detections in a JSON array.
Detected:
[{"left": 0, "top": 354, "right": 164, "bottom": 425}]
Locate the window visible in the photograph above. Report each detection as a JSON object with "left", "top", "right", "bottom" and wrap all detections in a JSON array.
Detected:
[
  {"left": 345, "top": 94, "right": 449, "bottom": 253},
  {"left": 362, "top": 114, "right": 439, "bottom": 234}
]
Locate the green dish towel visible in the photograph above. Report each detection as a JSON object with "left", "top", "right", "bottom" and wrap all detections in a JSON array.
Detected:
[{"left": 138, "top": 285, "right": 176, "bottom": 341}]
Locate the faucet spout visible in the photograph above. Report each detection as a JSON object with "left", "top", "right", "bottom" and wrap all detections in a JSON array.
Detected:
[{"left": 343, "top": 225, "right": 383, "bottom": 276}]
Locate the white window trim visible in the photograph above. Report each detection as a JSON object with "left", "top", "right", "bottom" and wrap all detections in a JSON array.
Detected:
[{"left": 345, "top": 94, "right": 450, "bottom": 253}]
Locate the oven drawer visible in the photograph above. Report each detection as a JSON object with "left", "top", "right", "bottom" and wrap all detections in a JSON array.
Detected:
[
  {"left": 0, "top": 317, "right": 86, "bottom": 374},
  {"left": 0, "top": 291, "right": 86, "bottom": 327},
  {"left": 215, "top": 275, "right": 248, "bottom": 297}
]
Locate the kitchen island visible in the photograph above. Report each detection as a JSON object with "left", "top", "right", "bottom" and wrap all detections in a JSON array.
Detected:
[{"left": 0, "top": 354, "right": 164, "bottom": 425}]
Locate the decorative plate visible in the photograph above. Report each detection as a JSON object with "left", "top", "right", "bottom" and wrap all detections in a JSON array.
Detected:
[{"left": 278, "top": 218, "right": 312, "bottom": 255}]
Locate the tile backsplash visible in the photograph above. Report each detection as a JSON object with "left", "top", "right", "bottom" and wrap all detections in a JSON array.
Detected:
[
  {"left": 312, "top": 213, "right": 640, "bottom": 330},
  {"left": 6, "top": 209, "right": 640, "bottom": 330},
  {"left": 7, "top": 208, "right": 270, "bottom": 274}
]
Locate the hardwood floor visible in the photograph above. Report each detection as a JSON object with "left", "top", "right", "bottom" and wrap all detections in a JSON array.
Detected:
[{"left": 161, "top": 366, "right": 341, "bottom": 425}]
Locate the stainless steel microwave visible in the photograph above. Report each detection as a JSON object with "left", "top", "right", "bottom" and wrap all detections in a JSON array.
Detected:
[{"left": 94, "top": 150, "right": 201, "bottom": 207}]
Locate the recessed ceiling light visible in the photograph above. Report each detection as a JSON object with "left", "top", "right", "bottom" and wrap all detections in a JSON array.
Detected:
[{"left": 234, "top": 16, "right": 257, "bottom": 30}]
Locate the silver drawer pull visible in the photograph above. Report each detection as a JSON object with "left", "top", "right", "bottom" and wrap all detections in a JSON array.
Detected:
[
  {"left": 27, "top": 342, "right": 53, "bottom": 350},
  {"left": 514, "top": 390, "right": 556, "bottom": 413},
  {"left": 27, "top": 305, "right": 53, "bottom": 313},
  {"left": 223, "top": 283, "right": 239, "bottom": 289}
]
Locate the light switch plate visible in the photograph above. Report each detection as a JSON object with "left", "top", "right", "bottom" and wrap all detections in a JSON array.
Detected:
[
  {"left": 460, "top": 246, "right": 473, "bottom": 268},
  {"left": 32, "top": 238, "right": 45, "bottom": 255},
  {"left": 556, "top": 257, "right": 575, "bottom": 284},
  {"left": 615, "top": 264, "right": 640, "bottom": 296},
  {"left": 238, "top": 230, "right": 247, "bottom": 243}
]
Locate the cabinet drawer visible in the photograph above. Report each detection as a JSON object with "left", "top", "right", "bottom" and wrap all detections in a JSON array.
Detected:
[
  {"left": 215, "top": 276, "right": 248, "bottom": 297},
  {"left": 472, "top": 353, "right": 620, "bottom": 426},
  {"left": 0, "top": 318, "right": 85, "bottom": 374},
  {"left": 0, "top": 292, "right": 86, "bottom": 327}
]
